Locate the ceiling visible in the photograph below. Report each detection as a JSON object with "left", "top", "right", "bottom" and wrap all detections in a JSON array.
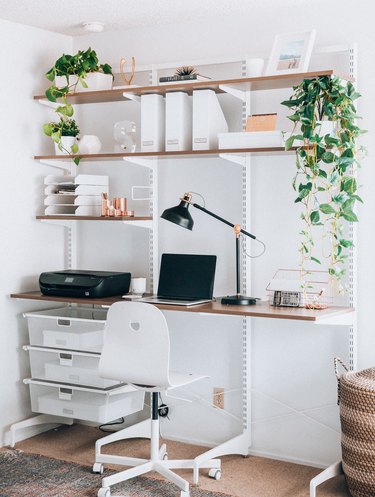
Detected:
[{"left": 0, "top": 0, "right": 328, "bottom": 37}]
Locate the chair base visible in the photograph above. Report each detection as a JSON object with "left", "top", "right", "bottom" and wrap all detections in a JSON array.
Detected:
[{"left": 96, "top": 393, "right": 221, "bottom": 496}]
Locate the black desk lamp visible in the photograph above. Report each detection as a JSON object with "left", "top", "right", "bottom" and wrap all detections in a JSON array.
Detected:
[{"left": 161, "top": 192, "right": 265, "bottom": 306}]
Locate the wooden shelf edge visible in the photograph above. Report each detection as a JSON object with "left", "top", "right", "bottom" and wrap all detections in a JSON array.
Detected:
[
  {"left": 34, "top": 147, "right": 295, "bottom": 161},
  {"left": 36, "top": 215, "right": 152, "bottom": 221},
  {"left": 33, "top": 70, "right": 353, "bottom": 103},
  {"left": 10, "top": 291, "right": 354, "bottom": 322}
]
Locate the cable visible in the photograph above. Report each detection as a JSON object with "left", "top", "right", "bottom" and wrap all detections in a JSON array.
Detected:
[
  {"left": 241, "top": 235, "right": 266, "bottom": 258},
  {"left": 190, "top": 191, "right": 206, "bottom": 207},
  {"left": 98, "top": 417, "right": 125, "bottom": 432}
]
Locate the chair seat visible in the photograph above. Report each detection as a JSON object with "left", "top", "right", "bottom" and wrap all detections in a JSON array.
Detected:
[{"left": 169, "top": 371, "right": 208, "bottom": 389}]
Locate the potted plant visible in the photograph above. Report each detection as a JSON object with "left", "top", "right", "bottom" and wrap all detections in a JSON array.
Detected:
[
  {"left": 43, "top": 117, "right": 80, "bottom": 164},
  {"left": 282, "top": 75, "right": 365, "bottom": 293},
  {"left": 45, "top": 47, "right": 113, "bottom": 103}
]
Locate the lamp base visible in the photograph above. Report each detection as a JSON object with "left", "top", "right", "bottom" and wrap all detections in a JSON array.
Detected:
[{"left": 221, "top": 295, "right": 257, "bottom": 306}]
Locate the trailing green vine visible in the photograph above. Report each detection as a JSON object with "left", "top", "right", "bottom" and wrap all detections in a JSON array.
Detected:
[{"left": 281, "top": 76, "right": 365, "bottom": 293}]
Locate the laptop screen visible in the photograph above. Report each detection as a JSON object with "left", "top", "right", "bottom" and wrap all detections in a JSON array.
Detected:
[{"left": 157, "top": 254, "right": 217, "bottom": 300}]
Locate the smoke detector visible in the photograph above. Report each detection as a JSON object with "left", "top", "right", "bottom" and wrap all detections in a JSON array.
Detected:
[{"left": 82, "top": 22, "right": 105, "bottom": 33}]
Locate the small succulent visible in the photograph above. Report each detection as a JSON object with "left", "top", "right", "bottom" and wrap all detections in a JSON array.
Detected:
[{"left": 175, "top": 66, "right": 198, "bottom": 77}]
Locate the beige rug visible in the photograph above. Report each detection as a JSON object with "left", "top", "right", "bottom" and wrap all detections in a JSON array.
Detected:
[{"left": 15, "top": 424, "right": 350, "bottom": 497}]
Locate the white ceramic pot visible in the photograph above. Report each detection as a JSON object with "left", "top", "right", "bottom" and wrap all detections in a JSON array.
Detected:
[
  {"left": 78, "top": 135, "right": 102, "bottom": 154},
  {"left": 55, "top": 72, "right": 113, "bottom": 92},
  {"left": 54, "top": 136, "right": 77, "bottom": 155}
]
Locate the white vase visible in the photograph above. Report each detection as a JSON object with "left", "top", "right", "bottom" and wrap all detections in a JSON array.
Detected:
[
  {"left": 54, "top": 136, "right": 77, "bottom": 155},
  {"left": 55, "top": 72, "right": 113, "bottom": 92},
  {"left": 78, "top": 135, "right": 102, "bottom": 154}
]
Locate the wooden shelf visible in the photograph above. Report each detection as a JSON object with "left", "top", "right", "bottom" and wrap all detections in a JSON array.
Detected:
[
  {"left": 34, "top": 147, "right": 295, "bottom": 162},
  {"left": 36, "top": 215, "right": 152, "bottom": 221},
  {"left": 34, "top": 70, "right": 351, "bottom": 105},
  {"left": 10, "top": 291, "right": 354, "bottom": 323}
]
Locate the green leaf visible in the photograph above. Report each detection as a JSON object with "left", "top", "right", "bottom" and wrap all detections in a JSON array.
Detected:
[
  {"left": 51, "top": 131, "right": 61, "bottom": 143},
  {"left": 320, "top": 203, "right": 336, "bottom": 215},
  {"left": 322, "top": 151, "right": 336, "bottom": 163},
  {"left": 339, "top": 239, "right": 354, "bottom": 248},
  {"left": 70, "top": 143, "right": 78, "bottom": 154},
  {"left": 310, "top": 211, "right": 320, "bottom": 224},
  {"left": 285, "top": 135, "right": 295, "bottom": 150},
  {"left": 281, "top": 99, "right": 301, "bottom": 108},
  {"left": 341, "top": 177, "right": 357, "bottom": 194},
  {"left": 310, "top": 256, "right": 321, "bottom": 264},
  {"left": 73, "top": 157, "right": 80, "bottom": 166},
  {"left": 341, "top": 210, "right": 358, "bottom": 222}
]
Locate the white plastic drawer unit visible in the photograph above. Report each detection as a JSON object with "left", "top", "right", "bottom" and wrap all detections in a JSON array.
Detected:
[
  {"left": 24, "top": 346, "right": 120, "bottom": 389},
  {"left": 25, "top": 379, "right": 145, "bottom": 423},
  {"left": 24, "top": 307, "right": 107, "bottom": 352}
]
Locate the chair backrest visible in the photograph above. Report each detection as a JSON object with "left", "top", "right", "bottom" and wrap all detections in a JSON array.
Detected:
[{"left": 99, "top": 301, "right": 171, "bottom": 390}]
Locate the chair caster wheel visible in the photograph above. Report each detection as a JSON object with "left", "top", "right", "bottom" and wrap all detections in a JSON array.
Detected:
[
  {"left": 93, "top": 463, "right": 104, "bottom": 474},
  {"left": 208, "top": 468, "right": 222, "bottom": 480},
  {"left": 163, "top": 452, "right": 168, "bottom": 460},
  {"left": 98, "top": 487, "right": 110, "bottom": 497}
]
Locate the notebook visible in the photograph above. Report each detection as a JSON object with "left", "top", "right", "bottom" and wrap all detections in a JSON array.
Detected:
[{"left": 140, "top": 253, "right": 217, "bottom": 306}]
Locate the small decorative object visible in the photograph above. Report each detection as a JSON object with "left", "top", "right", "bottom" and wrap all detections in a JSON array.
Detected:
[
  {"left": 246, "top": 114, "right": 277, "bottom": 132},
  {"left": 265, "top": 30, "right": 316, "bottom": 75},
  {"left": 245, "top": 58, "right": 265, "bottom": 77},
  {"left": 266, "top": 269, "right": 331, "bottom": 308},
  {"left": 43, "top": 118, "right": 80, "bottom": 162},
  {"left": 159, "top": 65, "right": 211, "bottom": 84},
  {"left": 101, "top": 193, "right": 131, "bottom": 217},
  {"left": 78, "top": 135, "right": 102, "bottom": 154},
  {"left": 282, "top": 76, "right": 365, "bottom": 292},
  {"left": 120, "top": 57, "right": 136, "bottom": 85},
  {"left": 113, "top": 120, "right": 137, "bottom": 152}
]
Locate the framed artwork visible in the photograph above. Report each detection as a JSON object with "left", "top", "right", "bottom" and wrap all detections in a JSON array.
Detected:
[{"left": 265, "top": 30, "right": 316, "bottom": 75}]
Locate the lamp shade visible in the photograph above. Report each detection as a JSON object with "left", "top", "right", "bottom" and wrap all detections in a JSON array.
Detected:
[{"left": 161, "top": 200, "right": 194, "bottom": 230}]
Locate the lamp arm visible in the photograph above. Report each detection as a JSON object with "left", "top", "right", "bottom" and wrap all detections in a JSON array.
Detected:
[{"left": 192, "top": 203, "right": 256, "bottom": 240}]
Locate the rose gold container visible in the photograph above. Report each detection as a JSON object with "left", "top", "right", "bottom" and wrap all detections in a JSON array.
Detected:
[{"left": 120, "top": 197, "right": 127, "bottom": 215}]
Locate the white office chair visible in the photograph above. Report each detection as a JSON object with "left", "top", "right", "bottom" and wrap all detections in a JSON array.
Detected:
[{"left": 95, "top": 301, "right": 221, "bottom": 497}]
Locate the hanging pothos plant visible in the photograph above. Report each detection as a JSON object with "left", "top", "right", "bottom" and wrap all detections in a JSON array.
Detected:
[{"left": 281, "top": 76, "right": 365, "bottom": 293}]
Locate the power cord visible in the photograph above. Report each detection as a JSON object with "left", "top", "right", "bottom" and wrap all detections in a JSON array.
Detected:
[{"left": 98, "top": 417, "right": 125, "bottom": 432}]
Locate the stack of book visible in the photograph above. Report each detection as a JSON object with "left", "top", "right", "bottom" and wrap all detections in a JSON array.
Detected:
[{"left": 159, "top": 74, "right": 211, "bottom": 84}]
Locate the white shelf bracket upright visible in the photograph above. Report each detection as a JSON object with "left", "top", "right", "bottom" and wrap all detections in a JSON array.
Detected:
[
  {"left": 219, "top": 153, "right": 247, "bottom": 166},
  {"left": 219, "top": 84, "right": 247, "bottom": 101},
  {"left": 123, "top": 157, "right": 155, "bottom": 170},
  {"left": 39, "top": 159, "right": 72, "bottom": 171}
]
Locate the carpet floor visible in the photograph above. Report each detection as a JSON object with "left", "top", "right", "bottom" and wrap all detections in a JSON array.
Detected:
[{"left": 12, "top": 424, "right": 350, "bottom": 497}]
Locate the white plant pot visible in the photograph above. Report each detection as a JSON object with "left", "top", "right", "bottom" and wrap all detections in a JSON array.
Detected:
[
  {"left": 54, "top": 136, "right": 77, "bottom": 155},
  {"left": 55, "top": 72, "right": 113, "bottom": 92},
  {"left": 78, "top": 135, "right": 102, "bottom": 154}
]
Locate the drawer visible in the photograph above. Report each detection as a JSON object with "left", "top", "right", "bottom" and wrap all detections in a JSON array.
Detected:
[
  {"left": 24, "top": 307, "right": 107, "bottom": 352},
  {"left": 25, "top": 346, "right": 120, "bottom": 389},
  {"left": 26, "top": 379, "right": 145, "bottom": 424}
]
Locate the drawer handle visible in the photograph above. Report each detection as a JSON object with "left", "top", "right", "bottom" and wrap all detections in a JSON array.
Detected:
[
  {"left": 57, "top": 319, "right": 71, "bottom": 327},
  {"left": 59, "top": 387, "right": 73, "bottom": 401},
  {"left": 62, "top": 408, "right": 74, "bottom": 415},
  {"left": 59, "top": 353, "right": 73, "bottom": 366}
]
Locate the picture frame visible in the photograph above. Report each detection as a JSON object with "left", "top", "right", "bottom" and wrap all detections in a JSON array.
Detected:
[{"left": 265, "top": 30, "right": 316, "bottom": 75}]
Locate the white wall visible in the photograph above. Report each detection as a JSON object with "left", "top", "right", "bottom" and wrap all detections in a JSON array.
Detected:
[
  {"left": 0, "top": 20, "right": 72, "bottom": 445},
  {"left": 71, "top": 1, "right": 375, "bottom": 467}
]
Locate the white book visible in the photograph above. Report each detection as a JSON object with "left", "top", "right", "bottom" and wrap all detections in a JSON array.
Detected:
[
  {"left": 192, "top": 89, "right": 228, "bottom": 150},
  {"left": 165, "top": 92, "right": 192, "bottom": 151},
  {"left": 141, "top": 94, "right": 165, "bottom": 152}
]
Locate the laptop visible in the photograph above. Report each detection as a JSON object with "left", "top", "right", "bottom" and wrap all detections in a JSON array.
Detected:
[{"left": 140, "top": 253, "right": 217, "bottom": 306}]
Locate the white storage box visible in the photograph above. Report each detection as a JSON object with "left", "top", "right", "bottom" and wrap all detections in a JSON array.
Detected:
[
  {"left": 218, "top": 130, "right": 285, "bottom": 149},
  {"left": 25, "top": 346, "right": 119, "bottom": 388},
  {"left": 24, "top": 307, "right": 107, "bottom": 352},
  {"left": 26, "top": 379, "right": 144, "bottom": 423}
]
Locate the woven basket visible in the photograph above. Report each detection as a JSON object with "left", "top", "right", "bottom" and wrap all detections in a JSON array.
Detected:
[{"left": 337, "top": 361, "right": 375, "bottom": 497}]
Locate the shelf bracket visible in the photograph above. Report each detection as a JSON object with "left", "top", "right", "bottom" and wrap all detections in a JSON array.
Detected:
[
  {"left": 123, "top": 157, "right": 155, "bottom": 169},
  {"left": 39, "top": 159, "right": 72, "bottom": 171},
  {"left": 37, "top": 99, "right": 61, "bottom": 110},
  {"left": 219, "top": 84, "right": 247, "bottom": 101},
  {"left": 122, "top": 92, "right": 141, "bottom": 102},
  {"left": 219, "top": 153, "right": 247, "bottom": 166}
]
